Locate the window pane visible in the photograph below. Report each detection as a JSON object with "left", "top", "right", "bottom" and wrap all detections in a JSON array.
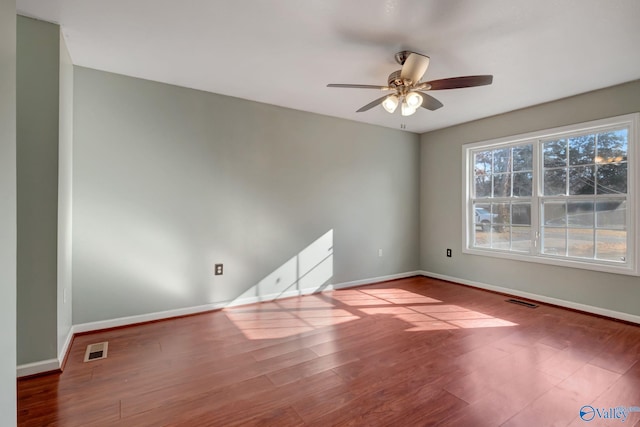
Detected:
[
  {"left": 491, "top": 227, "right": 510, "bottom": 250},
  {"left": 473, "top": 203, "right": 492, "bottom": 247},
  {"left": 543, "top": 201, "right": 566, "bottom": 226},
  {"left": 513, "top": 145, "right": 533, "bottom": 171},
  {"left": 493, "top": 203, "right": 510, "bottom": 227},
  {"left": 542, "top": 227, "right": 566, "bottom": 256},
  {"left": 474, "top": 228, "right": 490, "bottom": 247},
  {"left": 511, "top": 226, "right": 531, "bottom": 252},
  {"left": 568, "top": 228, "right": 594, "bottom": 258},
  {"left": 596, "top": 163, "right": 627, "bottom": 194},
  {"left": 544, "top": 169, "right": 566, "bottom": 195},
  {"left": 596, "top": 129, "right": 628, "bottom": 163},
  {"left": 568, "top": 134, "right": 595, "bottom": 165},
  {"left": 475, "top": 177, "right": 491, "bottom": 198},
  {"left": 543, "top": 139, "right": 566, "bottom": 168},
  {"left": 513, "top": 172, "right": 532, "bottom": 197},
  {"left": 596, "top": 229, "right": 626, "bottom": 262},
  {"left": 493, "top": 148, "right": 510, "bottom": 173},
  {"left": 474, "top": 150, "right": 493, "bottom": 174},
  {"left": 475, "top": 177, "right": 491, "bottom": 197},
  {"left": 493, "top": 174, "right": 511, "bottom": 197},
  {"left": 512, "top": 203, "right": 531, "bottom": 225},
  {"left": 596, "top": 200, "right": 626, "bottom": 229},
  {"left": 568, "top": 165, "right": 595, "bottom": 195},
  {"left": 567, "top": 201, "right": 594, "bottom": 227},
  {"left": 474, "top": 204, "right": 493, "bottom": 231},
  {"left": 474, "top": 150, "right": 492, "bottom": 198}
]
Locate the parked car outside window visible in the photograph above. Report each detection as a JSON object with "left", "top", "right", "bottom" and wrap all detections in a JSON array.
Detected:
[{"left": 475, "top": 207, "right": 498, "bottom": 231}]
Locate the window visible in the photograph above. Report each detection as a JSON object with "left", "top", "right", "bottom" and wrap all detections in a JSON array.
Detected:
[{"left": 463, "top": 113, "right": 639, "bottom": 275}]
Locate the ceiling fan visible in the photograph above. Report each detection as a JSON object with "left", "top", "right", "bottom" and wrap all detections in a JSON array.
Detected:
[{"left": 327, "top": 51, "right": 493, "bottom": 117}]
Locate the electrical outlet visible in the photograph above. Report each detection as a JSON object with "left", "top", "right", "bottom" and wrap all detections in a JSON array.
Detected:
[
  {"left": 215, "top": 264, "right": 223, "bottom": 275},
  {"left": 446, "top": 249, "right": 452, "bottom": 257},
  {"left": 378, "top": 248, "right": 383, "bottom": 257}
]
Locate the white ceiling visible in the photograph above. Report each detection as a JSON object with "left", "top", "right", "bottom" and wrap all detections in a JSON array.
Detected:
[{"left": 17, "top": 0, "right": 640, "bottom": 133}]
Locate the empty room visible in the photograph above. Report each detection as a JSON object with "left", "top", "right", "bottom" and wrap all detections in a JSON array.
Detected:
[{"left": 3, "top": 0, "right": 640, "bottom": 426}]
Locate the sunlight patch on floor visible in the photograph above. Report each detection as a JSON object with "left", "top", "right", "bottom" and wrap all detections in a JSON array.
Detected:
[{"left": 225, "top": 287, "right": 518, "bottom": 340}]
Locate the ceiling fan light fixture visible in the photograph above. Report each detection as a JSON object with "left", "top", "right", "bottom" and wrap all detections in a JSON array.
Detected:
[
  {"left": 401, "top": 100, "right": 417, "bottom": 116},
  {"left": 405, "top": 92, "right": 423, "bottom": 109},
  {"left": 382, "top": 95, "right": 399, "bottom": 113}
]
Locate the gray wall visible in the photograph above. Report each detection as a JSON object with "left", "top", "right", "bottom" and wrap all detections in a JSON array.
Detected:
[
  {"left": 420, "top": 80, "right": 640, "bottom": 317},
  {"left": 0, "top": 0, "right": 17, "bottom": 423},
  {"left": 16, "top": 16, "right": 59, "bottom": 364},
  {"left": 73, "top": 67, "right": 420, "bottom": 324},
  {"left": 57, "top": 32, "right": 73, "bottom": 358}
]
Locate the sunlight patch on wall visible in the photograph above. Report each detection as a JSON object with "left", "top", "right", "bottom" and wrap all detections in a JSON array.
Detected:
[
  {"left": 298, "top": 229, "right": 333, "bottom": 290},
  {"left": 231, "top": 230, "right": 334, "bottom": 303}
]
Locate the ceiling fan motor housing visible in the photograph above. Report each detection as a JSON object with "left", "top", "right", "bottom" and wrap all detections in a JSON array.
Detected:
[
  {"left": 388, "top": 70, "right": 402, "bottom": 87},
  {"left": 388, "top": 70, "right": 418, "bottom": 97}
]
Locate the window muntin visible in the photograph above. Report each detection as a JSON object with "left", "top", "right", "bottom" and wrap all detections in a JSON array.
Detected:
[
  {"left": 464, "top": 114, "right": 638, "bottom": 275},
  {"left": 472, "top": 143, "right": 534, "bottom": 253},
  {"left": 474, "top": 145, "right": 533, "bottom": 199},
  {"left": 542, "top": 129, "right": 628, "bottom": 197}
]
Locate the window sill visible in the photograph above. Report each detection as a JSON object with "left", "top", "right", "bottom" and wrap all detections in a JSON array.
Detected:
[{"left": 462, "top": 246, "right": 639, "bottom": 276}]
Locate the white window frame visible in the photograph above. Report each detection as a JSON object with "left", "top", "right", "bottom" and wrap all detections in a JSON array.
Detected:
[{"left": 462, "top": 113, "right": 639, "bottom": 276}]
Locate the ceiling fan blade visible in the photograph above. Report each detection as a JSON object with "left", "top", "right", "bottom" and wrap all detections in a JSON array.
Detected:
[
  {"left": 327, "top": 84, "right": 389, "bottom": 90},
  {"left": 356, "top": 95, "right": 389, "bottom": 113},
  {"left": 426, "top": 75, "right": 493, "bottom": 90},
  {"left": 400, "top": 52, "right": 430, "bottom": 84},
  {"left": 418, "top": 93, "right": 444, "bottom": 111}
]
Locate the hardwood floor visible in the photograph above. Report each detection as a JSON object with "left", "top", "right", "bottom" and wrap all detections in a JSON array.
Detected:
[{"left": 18, "top": 276, "right": 640, "bottom": 426}]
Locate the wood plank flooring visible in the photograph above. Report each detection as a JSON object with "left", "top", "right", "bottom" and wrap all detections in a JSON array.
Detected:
[{"left": 17, "top": 276, "right": 640, "bottom": 426}]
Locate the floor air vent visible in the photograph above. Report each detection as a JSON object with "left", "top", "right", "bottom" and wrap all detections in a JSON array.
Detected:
[
  {"left": 84, "top": 342, "right": 109, "bottom": 362},
  {"left": 506, "top": 299, "right": 538, "bottom": 308}
]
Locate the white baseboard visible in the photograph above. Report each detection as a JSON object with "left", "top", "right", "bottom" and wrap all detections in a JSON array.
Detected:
[
  {"left": 72, "top": 301, "right": 231, "bottom": 334},
  {"left": 329, "top": 271, "right": 423, "bottom": 290},
  {"left": 17, "top": 359, "right": 59, "bottom": 378},
  {"left": 226, "top": 287, "right": 320, "bottom": 307},
  {"left": 14, "top": 270, "right": 420, "bottom": 377},
  {"left": 17, "top": 328, "right": 74, "bottom": 378},
  {"left": 418, "top": 270, "right": 640, "bottom": 325},
  {"left": 58, "top": 326, "right": 74, "bottom": 366},
  {"left": 72, "top": 271, "right": 422, "bottom": 335}
]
